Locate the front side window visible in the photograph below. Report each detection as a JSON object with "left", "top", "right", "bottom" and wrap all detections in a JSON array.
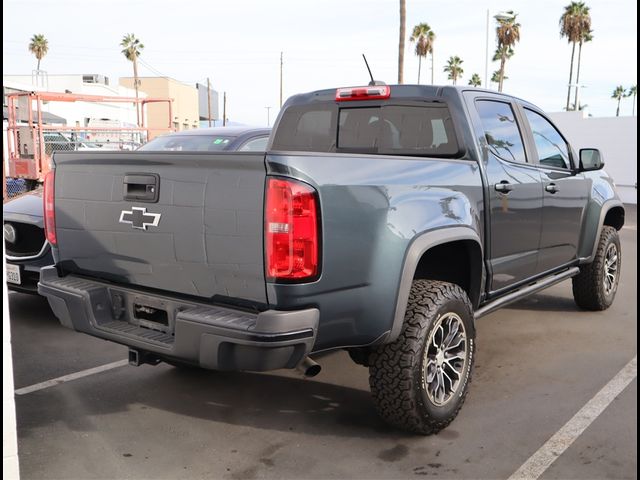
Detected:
[
  {"left": 524, "top": 109, "right": 571, "bottom": 169},
  {"left": 476, "top": 100, "right": 527, "bottom": 164}
]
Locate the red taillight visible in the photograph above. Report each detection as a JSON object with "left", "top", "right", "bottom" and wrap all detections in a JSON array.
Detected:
[
  {"left": 43, "top": 171, "right": 57, "bottom": 245},
  {"left": 265, "top": 178, "right": 319, "bottom": 281},
  {"left": 335, "top": 85, "right": 391, "bottom": 102}
]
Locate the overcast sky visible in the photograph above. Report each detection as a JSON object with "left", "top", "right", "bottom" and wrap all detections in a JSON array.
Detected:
[{"left": 3, "top": 0, "right": 637, "bottom": 126}]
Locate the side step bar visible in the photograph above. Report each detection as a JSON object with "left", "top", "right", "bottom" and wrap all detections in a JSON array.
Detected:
[{"left": 475, "top": 267, "right": 580, "bottom": 320}]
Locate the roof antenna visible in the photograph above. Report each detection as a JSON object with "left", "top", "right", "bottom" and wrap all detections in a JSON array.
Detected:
[{"left": 362, "top": 54, "right": 386, "bottom": 86}]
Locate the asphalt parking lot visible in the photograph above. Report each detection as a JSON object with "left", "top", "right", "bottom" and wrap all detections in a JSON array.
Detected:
[{"left": 9, "top": 207, "right": 637, "bottom": 480}]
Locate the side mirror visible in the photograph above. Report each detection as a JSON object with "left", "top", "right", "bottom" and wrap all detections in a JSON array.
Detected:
[{"left": 579, "top": 148, "right": 604, "bottom": 172}]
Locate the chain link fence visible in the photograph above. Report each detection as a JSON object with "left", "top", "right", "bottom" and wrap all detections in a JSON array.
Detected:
[
  {"left": 5, "top": 178, "right": 30, "bottom": 199},
  {"left": 4, "top": 128, "right": 149, "bottom": 202}
]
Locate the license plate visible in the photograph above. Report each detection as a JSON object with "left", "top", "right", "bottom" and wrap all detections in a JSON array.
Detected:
[{"left": 6, "top": 263, "right": 21, "bottom": 285}]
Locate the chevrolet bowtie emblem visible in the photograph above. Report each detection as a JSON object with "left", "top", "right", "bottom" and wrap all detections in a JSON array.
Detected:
[{"left": 119, "top": 207, "right": 161, "bottom": 230}]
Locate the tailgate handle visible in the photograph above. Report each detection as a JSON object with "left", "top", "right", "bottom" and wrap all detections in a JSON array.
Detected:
[{"left": 124, "top": 173, "right": 159, "bottom": 203}]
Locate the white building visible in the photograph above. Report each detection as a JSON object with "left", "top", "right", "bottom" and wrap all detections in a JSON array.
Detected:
[
  {"left": 549, "top": 111, "right": 637, "bottom": 204},
  {"left": 3, "top": 73, "right": 144, "bottom": 128}
]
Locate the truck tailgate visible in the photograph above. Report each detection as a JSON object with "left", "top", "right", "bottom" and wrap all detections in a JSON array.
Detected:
[{"left": 52, "top": 152, "right": 267, "bottom": 303}]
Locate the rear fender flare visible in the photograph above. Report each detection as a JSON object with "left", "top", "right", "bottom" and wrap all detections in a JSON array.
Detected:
[{"left": 388, "top": 226, "right": 483, "bottom": 342}]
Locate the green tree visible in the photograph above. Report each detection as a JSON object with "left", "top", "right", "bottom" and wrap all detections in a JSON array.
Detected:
[
  {"left": 626, "top": 85, "right": 637, "bottom": 116},
  {"left": 444, "top": 56, "right": 464, "bottom": 85},
  {"left": 398, "top": 0, "right": 406, "bottom": 83},
  {"left": 28, "top": 34, "right": 49, "bottom": 71},
  {"left": 491, "top": 70, "right": 508, "bottom": 88},
  {"left": 468, "top": 73, "right": 482, "bottom": 87},
  {"left": 560, "top": 2, "right": 591, "bottom": 110},
  {"left": 410, "top": 23, "right": 435, "bottom": 84},
  {"left": 612, "top": 86, "right": 625, "bottom": 117},
  {"left": 121, "top": 33, "right": 144, "bottom": 126},
  {"left": 495, "top": 11, "right": 520, "bottom": 92}
]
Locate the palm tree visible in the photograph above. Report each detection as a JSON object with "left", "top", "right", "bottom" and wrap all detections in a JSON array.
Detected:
[
  {"left": 560, "top": 2, "right": 591, "bottom": 111},
  {"left": 573, "top": 30, "right": 593, "bottom": 109},
  {"left": 28, "top": 34, "right": 49, "bottom": 71},
  {"left": 398, "top": 0, "right": 406, "bottom": 84},
  {"left": 612, "top": 86, "right": 625, "bottom": 117},
  {"left": 444, "top": 56, "right": 464, "bottom": 85},
  {"left": 626, "top": 85, "right": 637, "bottom": 116},
  {"left": 469, "top": 73, "right": 482, "bottom": 87},
  {"left": 409, "top": 23, "right": 435, "bottom": 84},
  {"left": 495, "top": 11, "right": 520, "bottom": 93},
  {"left": 568, "top": 101, "right": 589, "bottom": 111},
  {"left": 491, "top": 70, "right": 508, "bottom": 88},
  {"left": 121, "top": 33, "right": 144, "bottom": 126}
]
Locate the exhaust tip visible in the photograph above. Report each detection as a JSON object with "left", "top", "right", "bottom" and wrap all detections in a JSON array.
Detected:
[
  {"left": 297, "top": 357, "right": 321, "bottom": 377},
  {"left": 305, "top": 363, "right": 322, "bottom": 377}
]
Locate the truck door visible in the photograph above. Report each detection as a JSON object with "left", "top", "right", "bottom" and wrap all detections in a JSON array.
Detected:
[
  {"left": 518, "top": 107, "right": 589, "bottom": 273},
  {"left": 472, "top": 98, "right": 544, "bottom": 293}
]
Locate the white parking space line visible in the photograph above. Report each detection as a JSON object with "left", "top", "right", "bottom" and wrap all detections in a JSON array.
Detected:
[
  {"left": 508, "top": 356, "right": 637, "bottom": 480},
  {"left": 622, "top": 225, "right": 636, "bottom": 230},
  {"left": 14, "top": 359, "right": 128, "bottom": 396}
]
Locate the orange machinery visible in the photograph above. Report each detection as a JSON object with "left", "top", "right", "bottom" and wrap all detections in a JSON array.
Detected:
[{"left": 5, "top": 91, "right": 174, "bottom": 182}]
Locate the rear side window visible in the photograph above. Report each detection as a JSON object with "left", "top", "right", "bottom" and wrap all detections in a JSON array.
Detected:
[
  {"left": 271, "top": 105, "right": 335, "bottom": 152},
  {"left": 476, "top": 100, "right": 527, "bottom": 164},
  {"left": 272, "top": 103, "right": 460, "bottom": 157}
]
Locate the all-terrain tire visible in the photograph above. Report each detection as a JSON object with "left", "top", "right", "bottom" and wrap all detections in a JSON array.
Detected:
[
  {"left": 368, "top": 280, "right": 475, "bottom": 435},
  {"left": 572, "top": 226, "right": 621, "bottom": 311}
]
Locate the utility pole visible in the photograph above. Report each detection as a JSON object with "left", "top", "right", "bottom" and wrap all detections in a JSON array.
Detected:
[
  {"left": 222, "top": 92, "right": 227, "bottom": 127},
  {"left": 207, "top": 77, "right": 212, "bottom": 127},
  {"left": 279, "top": 51, "right": 283, "bottom": 108},
  {"left": 265, "top": 107, "right": 272, "bottom": 127},
  {"left": 431, "top": 52, "right": 434, "bottom": 85}
]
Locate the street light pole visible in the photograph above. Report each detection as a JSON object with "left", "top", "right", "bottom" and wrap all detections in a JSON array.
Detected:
[
  {"left": 485, "top": 9, "right": 490, "bottom": 88},
  {"left": 265, "top": 106, "right": 272, "bottom": 127},
  {"left": 223, "top": 92, "right": 227, "bottom": 127},
  {"left": 206, "top": 77, "right": 212, "bottom": 127},
  {"left": 279, "top": 52, "right": 283, "bottom": 108},
  {"left": 568, "top": 83, "right": 586, "bottom": 111}
]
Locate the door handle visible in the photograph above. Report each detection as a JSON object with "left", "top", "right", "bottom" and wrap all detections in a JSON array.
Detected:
[
  {"left": 545, "top": 183, "right": 559, "bottom": 194},
  {"left": 123, "top": 173, "right": 160, "bottom": 203},
  {"left": 494, "top": 181, "right": 514, "bottom": 193}
]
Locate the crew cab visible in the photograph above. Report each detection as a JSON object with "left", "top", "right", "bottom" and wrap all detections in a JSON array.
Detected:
[{"left": 38, "top": 85, "right": 624, "bottom": 434}]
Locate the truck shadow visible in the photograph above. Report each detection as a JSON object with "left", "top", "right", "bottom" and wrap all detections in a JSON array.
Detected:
[
  {"left": 15, "top": 364, "right": 411, "bottom": 440},
  {"left": 507, "top": 293, "right": 580, "bottom": 312}
]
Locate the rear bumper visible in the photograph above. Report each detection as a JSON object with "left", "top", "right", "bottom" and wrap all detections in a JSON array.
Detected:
[{"left": 38, "top": 267, "right": 319, "bottom": 372}]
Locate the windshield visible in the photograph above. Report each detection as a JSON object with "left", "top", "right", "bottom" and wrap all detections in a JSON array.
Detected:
[{"left": 139, "top": 134, "right": 236, "bottom": 151}]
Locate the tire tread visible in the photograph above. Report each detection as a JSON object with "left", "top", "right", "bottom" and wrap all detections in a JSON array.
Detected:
[
  {"left": 368, "top": 280, "right": 475, "bottom": 434},
  {"left": 572, "top": 226, "right": 620, "bottom": 311}
]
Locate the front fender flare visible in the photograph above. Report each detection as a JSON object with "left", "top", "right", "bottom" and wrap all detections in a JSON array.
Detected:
[{"left": 578, "top": 199, "right": 625, "bottom": 263}]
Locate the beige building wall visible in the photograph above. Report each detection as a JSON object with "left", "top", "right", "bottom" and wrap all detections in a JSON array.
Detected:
[{"left": 120, "top": 77, "right": 199, "bottom": 138}]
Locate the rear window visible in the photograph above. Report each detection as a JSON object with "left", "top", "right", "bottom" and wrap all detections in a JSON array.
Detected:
[
  {"left": 272, "top": 103, "right": 459, "bottom": 157},
  {"left": 139, "top": 135, "right": 236, "bottom": 152}
]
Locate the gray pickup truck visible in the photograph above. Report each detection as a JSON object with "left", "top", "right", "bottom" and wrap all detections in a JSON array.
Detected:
[{"left": 38, "top": 85, "right": 624, "bottom": 434}]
